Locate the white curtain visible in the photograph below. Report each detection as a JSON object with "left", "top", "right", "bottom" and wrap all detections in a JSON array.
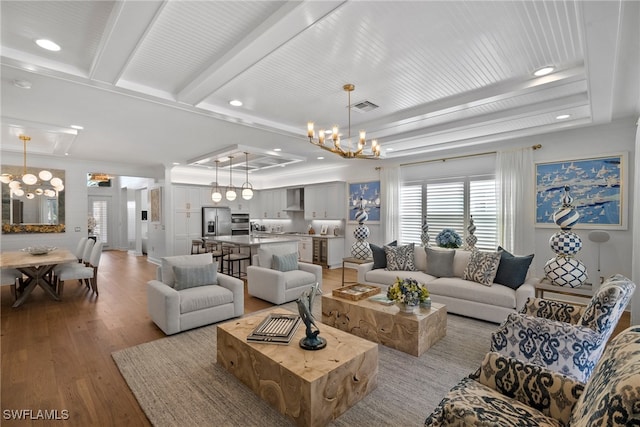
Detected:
[
  {"left": 381, "top": 166, "right": 400, "bottom": 243},
  {"left": 632, "top": 117, "right": 640, "bottom": 325},
  {"left": 496, "top": 147, "right": 535, "bottom": 255}
]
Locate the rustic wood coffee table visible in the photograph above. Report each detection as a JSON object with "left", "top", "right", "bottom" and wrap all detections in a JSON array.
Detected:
[
  {"left": 322, "top": 292, "right": 447, "bottom": 356},
  {"left": 217, "top": 308, "right": 378, "bottom": 427}
]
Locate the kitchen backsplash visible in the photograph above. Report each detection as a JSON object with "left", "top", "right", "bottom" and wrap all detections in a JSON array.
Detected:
[{"left": 253, "top": 213, "right": 344, "bottom": 236}]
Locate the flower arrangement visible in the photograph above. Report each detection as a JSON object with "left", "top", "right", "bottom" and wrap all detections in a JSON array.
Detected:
[
  {"left": 88, "top": 215, "right": 97, "bottom": 233},
  {"left": 435, "top": 228, "right": 462, "bottom": 249},
  {"left": 386, "top": 277, "right": 430, "bottom": 306}
]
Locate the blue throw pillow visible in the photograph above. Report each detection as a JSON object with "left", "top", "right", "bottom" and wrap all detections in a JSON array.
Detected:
[
  {"left": 273, "top": 252, "right": 299, "bottom": 272},
  {"left": 172, "top": 263, "right": 218, "bottom": 291},
  {"left": 494, "top": 246, "right": 534, "bottom": 289},
  {"left": 370, "top": 240, "right": 397, "bottom": 269}
]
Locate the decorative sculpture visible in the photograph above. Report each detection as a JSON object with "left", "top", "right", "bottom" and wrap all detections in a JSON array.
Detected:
[
  {"left": 296, "top": 283, "right": 326, "bottom": 350},
  {"left": 544, "top": 186, "right": 588, "bottom": 287},
  {"left": 465, "top": 216, "right": 477, "bottom": 249},
  {"left": 350, "top": 197, "right": 372, "bottom": 259},
  {"left": 420, "top": 215, "right": 430, "bottom": 247}
]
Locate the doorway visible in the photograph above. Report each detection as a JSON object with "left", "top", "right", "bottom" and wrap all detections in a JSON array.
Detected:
[{"left": 89, "top": 196, "right": 113, "bottom": 249}]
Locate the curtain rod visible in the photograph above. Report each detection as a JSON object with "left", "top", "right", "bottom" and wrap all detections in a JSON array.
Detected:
[{"left": 400, "top": 144, "right": 542, "bottom": 167}]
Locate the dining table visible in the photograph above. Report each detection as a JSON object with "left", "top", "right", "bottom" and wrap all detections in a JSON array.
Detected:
[{"left": 0, "top": 248, "right": 77, "bottom": 307}]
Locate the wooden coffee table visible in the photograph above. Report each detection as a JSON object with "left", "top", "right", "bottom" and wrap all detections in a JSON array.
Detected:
[
  {"left": 217, "top": 308, "right": 378, "bottom": 427},
  {"left": 321, "top": 292, "right": 447, "bottom": 356}
]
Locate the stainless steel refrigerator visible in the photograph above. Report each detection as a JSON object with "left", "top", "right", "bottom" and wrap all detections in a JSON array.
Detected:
[{"left": 202, "top": 207, "right": 232, "bottom": 237}]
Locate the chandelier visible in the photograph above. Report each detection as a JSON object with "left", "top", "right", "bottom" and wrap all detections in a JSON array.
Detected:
[
  {"left": 307, "top": 84, "right": 381, "bottom": 159},
  {"left": 0, "top": 135, "right": 64, "bottom": 198}
]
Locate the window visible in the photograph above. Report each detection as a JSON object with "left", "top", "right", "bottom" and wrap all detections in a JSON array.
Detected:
[
  {"left": 400, "top": 176, "right": 497, "bottom": 250},
  {"left": 91, "top": 200, "right": 108, "bottom": 244}
]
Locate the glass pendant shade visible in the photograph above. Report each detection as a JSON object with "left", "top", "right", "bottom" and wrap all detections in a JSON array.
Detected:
[
  {"left": 211, "top": 191, "right": 222, "bottom": 203},
  {"left": 39, "top": 170, "right": 53, "bottom": 181},
  {"left": 50, "top": 177, "right": 63, "bottom": 187},
  {"left": 241, "top": 152, "right": 253, "bottom": 200},
  {"left": 242, "top": 186, "right": 253, "bottom": 200},
  {"left": 22, "top": 173, "right": 37, "bottom": 185},
  {"left": 226, "top": 188, "right": 237, "bottom": 201},
  {"left": 225, "top": 156, "right": 237, "bottom": 201}
]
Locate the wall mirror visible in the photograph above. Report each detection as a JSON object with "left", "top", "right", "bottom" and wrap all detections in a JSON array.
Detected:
[{"left": 1, "top": 165, "right": 65, "bottom": 233}]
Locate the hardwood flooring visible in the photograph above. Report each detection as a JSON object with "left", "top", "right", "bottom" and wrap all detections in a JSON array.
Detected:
[{"left": 1, "top": 250, "right": 630, "bottom": 426}]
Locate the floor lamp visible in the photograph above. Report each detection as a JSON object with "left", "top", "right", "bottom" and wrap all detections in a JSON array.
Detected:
[{"left": 588, "top": 230, "right": 610, "bottom": 284}]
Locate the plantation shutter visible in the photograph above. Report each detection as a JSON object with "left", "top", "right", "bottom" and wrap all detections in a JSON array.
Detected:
[
  {"left": 400, "top": 183, "right": 422, "bottom": 244},
  {"left": 92, "top": 200, "right": 108, "bottom": 244},
  {"left": 426, "top": 181, "right": 465, "bottom": 240},
  {"left": 469, "top": 178, "right": 497, "bottom": 250}
]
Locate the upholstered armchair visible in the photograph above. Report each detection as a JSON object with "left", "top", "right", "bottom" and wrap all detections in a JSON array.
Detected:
[
  {"left": 147, "top": 254, "right": 244, "bottom": 335},
  {"left": 490, "top": 274, "right": 635, "bottom": 382},
  {"left": 247, "top": 245, "right": 322, "bottom": 305},
  {"left": 425, "top": 325, "right": 640, "bottom": 426}
]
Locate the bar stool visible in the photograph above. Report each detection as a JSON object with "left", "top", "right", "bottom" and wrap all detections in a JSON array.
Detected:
[
  {"left": 191, "top": 239, "right": 204, "bottom": 254},
  {"left": 204, "top": 241, "right": 224, "bottom": 271},
  {"left": 222, "top": 245, "right": 251, "bottom": 279}
]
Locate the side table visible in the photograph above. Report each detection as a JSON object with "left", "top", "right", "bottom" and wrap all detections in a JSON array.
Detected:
[
  {"left": 341, "top": 257, "right": 372, "bottom": 287},
  {"left": 535, "top": 278, "right": 594, "bottom": 300}
]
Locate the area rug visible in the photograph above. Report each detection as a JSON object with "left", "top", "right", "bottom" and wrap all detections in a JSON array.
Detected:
[{"left": 112, "top": 303, "right": 496, "bottom": 426}]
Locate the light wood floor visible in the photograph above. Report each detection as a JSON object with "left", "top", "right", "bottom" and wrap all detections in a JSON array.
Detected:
[{"left": 1, "top": 250, "right": 630, "bottom": 426}]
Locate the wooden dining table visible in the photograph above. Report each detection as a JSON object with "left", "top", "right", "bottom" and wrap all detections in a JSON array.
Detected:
[{"left": 0, "top": 248, "right": 77, "bottom": 307}]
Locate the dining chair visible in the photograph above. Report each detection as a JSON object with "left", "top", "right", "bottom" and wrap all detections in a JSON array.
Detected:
[
  {"left": 1, "top": 268, "right": 23, "bottom": 302},
  {"left": 57, "top": 242, "right": 104, "bottom": 297},
  {"left": 73, "top": 237, "right": 89, "bottom": 262}
]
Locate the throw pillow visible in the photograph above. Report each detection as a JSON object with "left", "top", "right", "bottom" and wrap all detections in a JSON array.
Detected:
[
  {"left": 370, "top": 240, "right": 397, "bottom": 269},
  {"left": 425, "top": 247, "right": 455, "bottom": 277},
  {"left": 257, "top": 245, "right": 296, "bottom": 269},
  {"left": 494, "top": 246, "right": 534, "bottom": 289},
  {"left": 272, "top": 252, "right": 299, "bottom": 272},
  {"left": 384, "top": 243, "right": 417, "bottom": 271},
  {"left": 172, "top": 262, "right": 218, "bottom": 291},
  {"left": 463, "top": 250, "right": 502, "bottom": 286}
]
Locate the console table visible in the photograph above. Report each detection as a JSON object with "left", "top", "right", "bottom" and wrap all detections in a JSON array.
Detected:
[{"left": 535, "top": 279, "right": 594, "bottom": 300}]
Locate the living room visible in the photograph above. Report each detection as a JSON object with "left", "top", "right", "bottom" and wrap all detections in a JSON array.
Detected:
[{"left": 1, "top": 1, "right": 639, "bottom": 426}]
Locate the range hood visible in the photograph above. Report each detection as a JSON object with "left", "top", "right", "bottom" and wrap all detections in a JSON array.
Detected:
[{"left": 284, "top": 187, "right": 304, "bottom": 211}]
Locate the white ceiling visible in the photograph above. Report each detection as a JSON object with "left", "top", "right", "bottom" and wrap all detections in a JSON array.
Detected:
[{"left": 1, "top": 0, "right": 638, "bottom": 179}]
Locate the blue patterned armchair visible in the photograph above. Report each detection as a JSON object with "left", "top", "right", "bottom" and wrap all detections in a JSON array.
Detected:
[
  {"left": 425, "top": 326, "right": 640, "bottom": 426},
  {"left": 489, "top": 274, "right": 635, "bottom": 382}
]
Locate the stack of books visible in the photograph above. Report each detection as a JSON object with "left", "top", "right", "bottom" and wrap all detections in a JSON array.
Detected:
[{"left": 246, "top": 313, "right": 302, "bottom": 345}]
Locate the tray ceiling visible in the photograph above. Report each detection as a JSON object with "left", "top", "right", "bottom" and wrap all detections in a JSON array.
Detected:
[{"left": 0, "top": 1, "right": 638, "bottom": 175}]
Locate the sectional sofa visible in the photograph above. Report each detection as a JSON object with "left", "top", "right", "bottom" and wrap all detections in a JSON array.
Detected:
[{"left": 357, "top": 244, "right": 536, "bottom": 323}]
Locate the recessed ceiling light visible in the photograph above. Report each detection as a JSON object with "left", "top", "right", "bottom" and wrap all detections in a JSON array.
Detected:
[
  {"left": 317, "top": 156, "right": 324, "bottom": 160},
  {"left": 70, "top": 124, "right": 84, "bottom": 130},
  {"left": 556, "top": 114, "right": 571, "bottom": 120},
  {"left": 172, "top": 162, "right": 180, "bottom": 165},
  {"left": 229, "top": 100, "right": 243, "bottom": 107},
  {"left": 534, "top": 66, "right": 554, "bottom": 77},
  {"left": 386, "top": 148, "right": 394, "bottom": 151},
  {"left": 273, "top": 148, "right": 282, "bottom": 152},
  {"left": 12, "top": 79, "right": 32, "bottom": 89},
  {"left": 35, "top": 39, "right": 61, "bottom": 51}
]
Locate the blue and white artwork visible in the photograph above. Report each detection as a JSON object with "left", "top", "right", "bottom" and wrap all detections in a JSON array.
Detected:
[
  {"left": 349, "top": 181, "right": 381, "bottom": 222},
  {"left": 535, "top": 155, "right": 625, "bottom": 228}
]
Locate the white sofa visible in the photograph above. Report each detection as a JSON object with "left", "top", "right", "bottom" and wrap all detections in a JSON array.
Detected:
[
  {"left": 357, "top": 247, "right": 536, "bottom": 323},
  {"left": 147, "top": 254, "right": 244, "bottom": 335}
]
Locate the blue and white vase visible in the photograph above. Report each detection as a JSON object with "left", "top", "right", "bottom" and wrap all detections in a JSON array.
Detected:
[
  {"left": 351, "top": 197, "right": 372, "bottom": 259},
  {"left": 544, "top": 186, "right": 587, "bottom": 287}
]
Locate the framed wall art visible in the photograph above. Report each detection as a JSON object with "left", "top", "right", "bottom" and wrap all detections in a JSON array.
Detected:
[
  {"left": 535, "top": 153, "right": 627, "bottom": 229},
  {"left": 150, "top": 187, "right": 162, "bottom": 223},
  {"left": 348, "top": 181, "right": 381, "bottom": 222}
]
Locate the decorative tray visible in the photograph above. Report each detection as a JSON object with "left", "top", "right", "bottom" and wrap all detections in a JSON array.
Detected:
[
  {"left": 332, "top": 284, "right": 380, "bottom": 301},
  {"left": 247, "top": 313, "right": 301, "bottom": 345},
  {"left": 21, "top": 246, "right": 57, "bottom": 255}
]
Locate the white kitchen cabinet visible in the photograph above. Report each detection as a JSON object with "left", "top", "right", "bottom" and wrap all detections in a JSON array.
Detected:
[
  {"left": 305, "top": 182, "right": 346, "bottom": 220},
  {"left": 173, "top": 185, "right": 203, "bottom": 255},
  {"left": 259, "top": 188, "right": 289, "bottom": 219},
  {"left": 298, "top": 237, "right": 313, "bottom": 263}
]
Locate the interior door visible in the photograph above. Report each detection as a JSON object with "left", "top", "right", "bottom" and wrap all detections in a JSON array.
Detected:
[{"left": 89, "top": 195, "right": 113, "bottom": 249}]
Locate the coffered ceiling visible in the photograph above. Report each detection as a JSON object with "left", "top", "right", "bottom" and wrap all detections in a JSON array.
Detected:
[{"left": 1, "top": 1, "right": 638, "bottom": 178}]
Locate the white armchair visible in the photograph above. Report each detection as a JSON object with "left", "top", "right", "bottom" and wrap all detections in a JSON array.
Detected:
[
  {"left": 147, "top": 254, "right": 244, "bottom": 335},
  {"left": 247, "top": 246, "right": 322, "bottom": 305}
]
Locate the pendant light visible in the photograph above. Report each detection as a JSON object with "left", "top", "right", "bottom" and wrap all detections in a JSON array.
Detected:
[
  {"left": 241, "top": 152, "right": 254, "bottom": 200},
  {"left": 211, "top": 160, "right": 222, "bottom": 203},
  {"left": 225, "top": 156, "right": 237, "bottom": 201}
]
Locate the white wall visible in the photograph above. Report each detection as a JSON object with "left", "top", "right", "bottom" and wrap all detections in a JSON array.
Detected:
[{"left": 0, "top": 152, "right": 162, "bottom": 252}]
